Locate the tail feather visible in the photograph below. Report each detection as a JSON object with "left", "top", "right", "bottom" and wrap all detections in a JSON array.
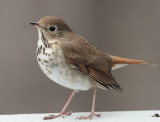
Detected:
[{"left": 110, "top": 55, "right": 157, "bottom": 66}]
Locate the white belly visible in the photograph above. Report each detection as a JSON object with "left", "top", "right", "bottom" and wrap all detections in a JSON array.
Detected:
[{"left": 37, "top": 40, "right": 95, "bottom": 91}]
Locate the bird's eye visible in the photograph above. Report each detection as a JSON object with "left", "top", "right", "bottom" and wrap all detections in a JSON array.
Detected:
[{"left": 49, "top": 26, "right": 56, "bottom": 31}]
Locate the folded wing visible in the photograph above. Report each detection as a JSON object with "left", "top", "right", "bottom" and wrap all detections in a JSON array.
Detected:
[{"left": 61, "top": 35, "right": 123, "bottom": 91}]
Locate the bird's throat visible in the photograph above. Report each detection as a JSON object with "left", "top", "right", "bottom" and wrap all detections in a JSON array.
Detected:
[{"left": 38, "top": 29, "right": 51, "bottom": 47}]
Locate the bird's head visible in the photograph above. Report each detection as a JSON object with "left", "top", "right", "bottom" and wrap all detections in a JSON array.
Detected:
[{"left": 30, "top": 16, "right": 72, "bottom": 41}]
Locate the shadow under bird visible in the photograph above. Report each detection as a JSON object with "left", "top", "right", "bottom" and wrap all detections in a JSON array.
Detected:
[{"left": 30, "top": 16, "right": 156, "bottom": 120}]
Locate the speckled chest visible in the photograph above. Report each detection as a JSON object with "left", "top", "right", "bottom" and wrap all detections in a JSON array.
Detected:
[
  {"left": 36, "top": 39, "right": 95, "bottom": 91},
  {"left": 36, "top": 40, "right": 62, "bottom": 75}
]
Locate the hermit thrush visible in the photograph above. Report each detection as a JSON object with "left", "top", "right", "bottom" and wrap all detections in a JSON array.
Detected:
[{"left": 30, "top": 16, "right": 156, "bottom": 120}]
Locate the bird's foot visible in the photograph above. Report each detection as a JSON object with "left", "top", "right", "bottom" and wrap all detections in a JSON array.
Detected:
[
  {"left": 76, "top": 113, "right": 101, "bottom": 120},
  {"left": 43, "top": 111, "right": 72, "bottom": 120}
]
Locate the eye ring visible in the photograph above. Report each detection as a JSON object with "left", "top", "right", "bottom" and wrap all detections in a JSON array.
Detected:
[{"left": 49, "top": 26, "right": 56, "bottom": 31}]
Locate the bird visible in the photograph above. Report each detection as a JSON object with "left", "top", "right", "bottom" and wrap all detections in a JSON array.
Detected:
[{"left": 30, "top": 16, "right": 156, "bottom": 120}]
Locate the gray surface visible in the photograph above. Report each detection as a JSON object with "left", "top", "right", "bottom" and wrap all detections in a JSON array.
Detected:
[{"left": 0, "top": 0, "right": 159, "bottom": 114}]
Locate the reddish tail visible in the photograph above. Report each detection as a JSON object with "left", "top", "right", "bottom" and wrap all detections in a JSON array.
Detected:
[{"left": 110, "top": 55, "right": 157, "bottom": 66}]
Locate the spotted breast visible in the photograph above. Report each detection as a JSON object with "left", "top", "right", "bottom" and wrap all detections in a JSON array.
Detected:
[{"left": 36, "top": 36, "right": 95, "bottom": 91}]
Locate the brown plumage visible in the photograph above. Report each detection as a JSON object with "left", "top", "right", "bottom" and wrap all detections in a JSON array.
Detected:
[
  {"left": 30, "top": 16, "right": 156, "bottom": 120},
  {"left": 61, "top": 33, "right": 156, "bottom": 92},
  {"left": 36, "top": 16, "right": 156, "bottom": 92},
  {"left": 60, "top": 34, "right": 123, "bottom": 91}
]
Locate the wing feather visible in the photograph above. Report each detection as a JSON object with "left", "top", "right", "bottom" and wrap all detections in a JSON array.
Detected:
[{"left": 60, "top": 35, "right": 123, "bottom": 91}]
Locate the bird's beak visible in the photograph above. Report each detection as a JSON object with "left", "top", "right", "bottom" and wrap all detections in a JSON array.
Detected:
[{"left": 29, "top": 22, "right": 41, "bottom": 28}]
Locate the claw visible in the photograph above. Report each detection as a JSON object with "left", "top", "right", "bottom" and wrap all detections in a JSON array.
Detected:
[
  {"left": 43, "top": 111, "right": 72, "bottom": 120},
  {"left": 76, "top": 113, "right": 101, "bottom": 120}
]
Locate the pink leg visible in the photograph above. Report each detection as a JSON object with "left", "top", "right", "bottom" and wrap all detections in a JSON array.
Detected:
[
  {"left": 76, "top": 87, "right": 101, "bottom": 120},
  {"left": 43, "top": 90, "right": 77, "bottom": 120}
]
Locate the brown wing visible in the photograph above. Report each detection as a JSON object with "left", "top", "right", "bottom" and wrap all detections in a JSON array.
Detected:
[{"left": 60, "top": 34, "right": 123, "bottom": 91}]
